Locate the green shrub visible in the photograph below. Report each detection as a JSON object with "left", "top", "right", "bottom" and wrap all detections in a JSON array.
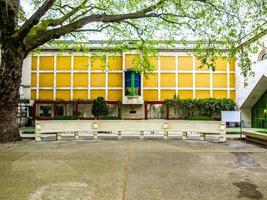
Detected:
[
  {"left": 164, "top": 98, "right": 237, "bottom": 120},
  {"left": 188, "top": 116, "right": 213, "bottom": 121},
  {"left": 91, "top": 97, "right": 109, "bottom": 119},
  {"left": 53, "top": 115, "right": 79, "bottom": 120}
]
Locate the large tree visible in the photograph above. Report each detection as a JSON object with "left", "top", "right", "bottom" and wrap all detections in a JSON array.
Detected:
[{"left": 0, "top": 0, "right": 266, "bottom": 142}]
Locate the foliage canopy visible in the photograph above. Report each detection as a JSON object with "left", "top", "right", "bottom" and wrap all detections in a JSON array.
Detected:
[{"left": 14, "top": 0, "right": 266, "bottom": 81}]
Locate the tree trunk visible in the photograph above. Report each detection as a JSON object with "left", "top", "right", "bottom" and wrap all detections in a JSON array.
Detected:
[
  {"left": 0, "top": 104, "right": 21, "bottom": 142},
  {"left": 0, "top": 48, "right": 25, "bottom": 142},
  {"left": 0, "top": 0, "right": 25, "bottom": 142}
]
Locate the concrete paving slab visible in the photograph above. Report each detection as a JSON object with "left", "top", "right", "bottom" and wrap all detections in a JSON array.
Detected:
[{"left": 0, "top": 140, "right": 266, "bottom": 200}]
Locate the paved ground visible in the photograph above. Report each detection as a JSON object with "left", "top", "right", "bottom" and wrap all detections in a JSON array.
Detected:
[{"left": 0, "top": 140, "right": 267, "bottom": 200}]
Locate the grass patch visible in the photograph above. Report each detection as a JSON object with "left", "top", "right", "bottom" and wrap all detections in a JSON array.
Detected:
[
  {"left": 20, "top": 127, "right": 35, "bottom": 134},
  {"left": 22, "top": 131, "right": 35, "bottom": 134},
  {"left": 256, "top": 129, "right": 267, "bottom": 134}
]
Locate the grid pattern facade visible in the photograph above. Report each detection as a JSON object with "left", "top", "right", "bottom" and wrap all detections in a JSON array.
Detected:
[{"left": 30, "top": 53, "right": 236, "bottom": 101}]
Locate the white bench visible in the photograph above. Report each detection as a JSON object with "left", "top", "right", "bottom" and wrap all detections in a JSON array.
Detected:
[
  {"left": 35, "top": 120, "right": 94, "bottom": 141},
  {"left": 35, "top": 120, "right": 226, "bottom": 142}
]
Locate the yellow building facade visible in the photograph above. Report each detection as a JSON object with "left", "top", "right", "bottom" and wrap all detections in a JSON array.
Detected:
[{"left": 30, "top": 52, "right": 236, "bottom": 102}]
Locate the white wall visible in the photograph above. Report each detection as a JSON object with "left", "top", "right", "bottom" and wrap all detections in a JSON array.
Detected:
[
  {"left": 236, "top": 35, "right": 267, "bottom": 108},
  {"left": 235, "top": 35, "right": 267, "bottom": 127},
  {"left": 20, "top": 56, "right": 31, "bottom": 100}
]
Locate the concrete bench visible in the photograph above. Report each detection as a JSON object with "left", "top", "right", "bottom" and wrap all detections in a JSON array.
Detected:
[
  {"left": 35, "top": 120, "right": 94, "bottom": 141},
  {"left": 243, "top": 130, "right": 267, "bottom": 145},
  {"left": 35, "top": 120, "right": 226, "bottom": 142}
]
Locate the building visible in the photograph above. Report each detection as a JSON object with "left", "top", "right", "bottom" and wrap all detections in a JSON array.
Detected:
[{"left": 20, "top": 39, "right": 267, "bottom": 128}]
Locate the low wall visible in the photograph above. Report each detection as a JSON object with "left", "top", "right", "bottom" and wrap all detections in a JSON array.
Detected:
[
  {"left": 243, "top": 130, "right": 267, "bottom": 145},
  {"left": 35, "top": 120, "right": 226, "bottom": 142}
]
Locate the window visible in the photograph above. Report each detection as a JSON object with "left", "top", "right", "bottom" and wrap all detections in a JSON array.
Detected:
[
  {"left": 56, "top": 105, "right": 64, "bottom": 116},
  {"left": 39, "top": 106, "right": 52, "bottom": 117},
  {"left": 252, "top": 90, "right": 267, "bottom": 128},
  {"left": 125, "top": 71, "right": 141, "bottom": 96},
  {"left": 258, "top": 50, "right": 267, "bottom": 62}
]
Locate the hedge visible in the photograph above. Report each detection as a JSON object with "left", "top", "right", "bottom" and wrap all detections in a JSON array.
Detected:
[{"left": 165, "top": 98, "right": 237, "bottom": 120}]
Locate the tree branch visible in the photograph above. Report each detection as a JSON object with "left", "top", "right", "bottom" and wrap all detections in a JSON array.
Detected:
[
  {"left": 12, "top": 0, "right": 56, "bottom": 40},
  {"left": 24, "top": 0, "right": 165, "bottom": 51},
  {"left": 41, "top": 0, "right": 89, "bottom": 27}
]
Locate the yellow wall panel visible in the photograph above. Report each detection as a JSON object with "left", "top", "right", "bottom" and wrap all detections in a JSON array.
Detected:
[
  {"left": 179, "top": 90, "right": 193, "bottom": 99},
  {"left": 57, "top": 73, "right": 71, "bottom": 87},
  {"left": 144, "top": 74, "right": 158, "bottom": 87},
  {"left": 73, "top": 73, "right": 88, "bottom": 87},
  {"left": 125, "top": 54, "right": 138, "bottom": 69},
  {"left": 195, "top": 57, "right": 209, "bottom": 71},
  {"left": 32, "top": 56, "right": 37, "bottom": 70},
  {"left": 125, "top": 55, "right": 158, "bottom": 70},
  {"left": 74, "top": 56, "right": 88, "bottom": 70},
  {"left": 195, "top": 73, "right": 210, "bottom": 88},
  {"left": 144, "top": 90, "right": 158, "bottom": 101},
  {"left": 178, "top": 74, "right": 193, "bottom": 87},
  {"left": 40, "top": 56, "right": 54, "bottom": 70},
  {"left": 178, "top": 56, "right": 193, "bottom": 70},
  {"left": 161, "top": 73, "right": 176, "bottom": 87},
  {"left": 108, "top": 56, "right": 122, "bottom": 71},
  {"left": 91, "top": 73, "right": 105, "bottom": 87},
  {"left": 213, "top": 90, "right": 227, "bottom": 98},
  {"left": 229, "top": 58, "right": 235, "bottom": 71},
  {"left": 148, "top": 56, "right": 158, "bottom": 71},
  {"left": 230, "top": 91, "right": 236, "bottom": 100},
  {"left": 160, "top": 90, "right": 176, "bottom": 100},
  {"left": 213, "top": 74, "right": 227, "bottom": 88},
  {"left": 73, "top": 90, "right": 88, "bottom": 100},
  {"left": 39, "top": 73, "right": 54, "bottom": 87},
  {"left": 91, "top": 90, "right": 105, "bottom": 99},
  {"left": 108, "top": 90, "right": 122, "bottom": 100},
  {"left": 160, "top": 56, "right": 175, "bottom": 71},
  {"left": 91, "top": 56, "right": 106, "bottom": 71},
  {"left": 39, "top": 90, "right": 53, "bottom": 100},
  {"left": 230, "top": 74, "right": 235, "bottom": 88},
  {"left": 31, "top": 89, "right": 36, "bottom": 100},
  {"left": 214, "top": 57, "right": 227, "bottom": 71},
  {"left": 31, "top": 73, "right": 37, "bottom": 87},
  {"left": 196, "top": 90, "right": 210, "bottom": 99},
  {"left": 56, "top": 90, "right": 70, "bottom": 100},
  {"left": 108, "top": 74, "right": 122, "bottom": 87},
  {"left": 57, "top": 56, "right": 71, "bottom": 70}
]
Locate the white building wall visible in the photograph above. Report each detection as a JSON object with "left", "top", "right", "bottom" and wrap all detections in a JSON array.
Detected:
[
  {"left": 20, "top": 56, "right": 31, "bottom": 100},
  {"left": 236, "top": 35, "right": 267, "bottom": 127}
]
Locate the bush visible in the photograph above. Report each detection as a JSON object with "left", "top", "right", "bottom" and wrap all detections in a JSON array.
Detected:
[
  {"left": 165, "top": 98, "right": 237, "bottom": 120},
  {"left": 188, "top": 116, "right": 213, "bottom": 120},
  {"left": 91, "top": 97, "right": 109, "bottom": 119},
  {"left": 53, "top": 115, "right": 79, "bottom": 120}
]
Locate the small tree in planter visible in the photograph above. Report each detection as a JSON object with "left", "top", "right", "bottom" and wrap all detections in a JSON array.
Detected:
[{"left": 91, "top": 97, "right": 109, "bottom": 119}]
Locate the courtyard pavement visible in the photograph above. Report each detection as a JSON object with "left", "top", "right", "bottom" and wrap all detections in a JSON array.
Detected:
[{"left": 0, "top": 140, "right": 267, "bottom": 200}]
